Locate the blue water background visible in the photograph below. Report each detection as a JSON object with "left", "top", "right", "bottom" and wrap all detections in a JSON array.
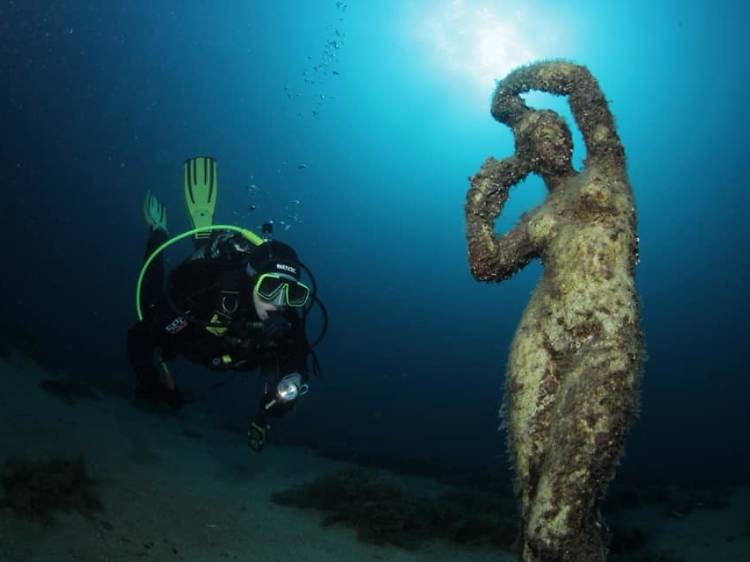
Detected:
[{"left": 1, "top": 0, "right": 748, "bottom": 482}]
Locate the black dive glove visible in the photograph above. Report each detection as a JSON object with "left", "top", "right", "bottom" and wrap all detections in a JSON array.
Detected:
[{"left": 247, "top": 419, "right": 268, "bottom": 453}]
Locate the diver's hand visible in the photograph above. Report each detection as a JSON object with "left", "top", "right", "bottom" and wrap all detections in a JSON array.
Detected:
[{"left": 247, "top": 420, "right": 267, "bottom": 453}]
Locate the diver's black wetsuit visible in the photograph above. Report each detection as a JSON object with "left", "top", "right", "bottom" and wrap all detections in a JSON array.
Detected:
[{"left": 127, "top": 230, "right": 310, "bottom": 423}]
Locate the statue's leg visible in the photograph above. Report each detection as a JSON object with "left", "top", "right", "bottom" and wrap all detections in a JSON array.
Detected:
[
  {"left": 504, "top": 294, "right": 560, "bottom": 533},
  {"left": 520, "top": 338, "right": 641, "bottom": 562}
]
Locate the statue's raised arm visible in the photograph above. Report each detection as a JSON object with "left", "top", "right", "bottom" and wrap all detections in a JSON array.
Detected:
[{"left": 492, "top": 61, "right": 624, "bottom": 163}]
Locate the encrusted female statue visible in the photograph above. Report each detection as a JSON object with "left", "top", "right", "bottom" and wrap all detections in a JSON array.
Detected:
[{"left": 465, "top": 61, "right": 644, "bottom": 562}]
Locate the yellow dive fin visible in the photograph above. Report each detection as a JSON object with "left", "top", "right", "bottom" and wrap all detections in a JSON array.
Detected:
[
  {"left": 184, "top": 156, "right": 218, "bottom": 239},
  {"left": 143, "top": 190, "right": 168, "bottom": 233}
]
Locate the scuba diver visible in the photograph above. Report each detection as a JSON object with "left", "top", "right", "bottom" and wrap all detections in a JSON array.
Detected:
[{"left": 127, "top": 156, "right": 326, "bottom": 453}]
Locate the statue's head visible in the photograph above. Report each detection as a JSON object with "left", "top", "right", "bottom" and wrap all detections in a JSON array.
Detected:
[{"left": 515, "top": 110, "right": 574, "bottom": 181}]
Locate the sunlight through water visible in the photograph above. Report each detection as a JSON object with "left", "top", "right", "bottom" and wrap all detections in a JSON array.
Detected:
[{"left": 410, "top": 0, "right": 566, "bottom": 102}]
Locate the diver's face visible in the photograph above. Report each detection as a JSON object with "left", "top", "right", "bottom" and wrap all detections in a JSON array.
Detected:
[{"left": 253, "top": 288, "right": 282, "bottom": 320}]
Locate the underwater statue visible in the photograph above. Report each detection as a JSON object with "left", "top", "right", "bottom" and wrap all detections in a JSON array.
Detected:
[{"left": 465, "top": 61, "right": 644, "bottom": 561}]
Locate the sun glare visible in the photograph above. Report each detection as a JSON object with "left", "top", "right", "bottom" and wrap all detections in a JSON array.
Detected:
[{"left": 412, "top": 0, "right": 560, "bottom": 100}]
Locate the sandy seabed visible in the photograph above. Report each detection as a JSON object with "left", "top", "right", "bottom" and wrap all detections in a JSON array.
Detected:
[{"left": 0, "top": 354, "right": 747, "bottom": 562}]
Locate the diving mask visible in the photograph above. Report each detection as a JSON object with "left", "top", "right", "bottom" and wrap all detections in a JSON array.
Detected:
[{"left": 254, "top": 272, "right": 311, "bottom": 307}]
